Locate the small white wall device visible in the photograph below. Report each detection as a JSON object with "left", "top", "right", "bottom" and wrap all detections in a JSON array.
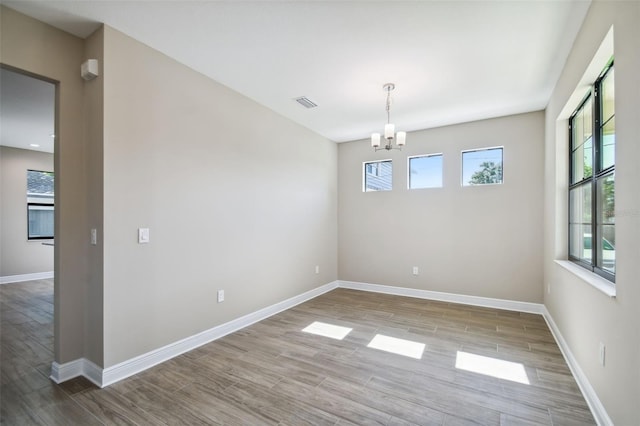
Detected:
[{"left": 81, "top": 59, "right": 99, "bottom": 81}]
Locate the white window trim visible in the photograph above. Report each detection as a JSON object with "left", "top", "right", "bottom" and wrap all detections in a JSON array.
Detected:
[{"left": 554, "top": 260, "right": 616, "bottom": 298}]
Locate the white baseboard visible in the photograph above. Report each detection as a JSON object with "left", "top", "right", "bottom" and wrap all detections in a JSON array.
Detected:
[
  {"left": 67, "top": 280, "right": 339, "bottom": 388},
  {"left": 0, "top": 271, "right": 54, "bottom": 284},
  {"left": 49, "top": 278, "right": 607, "bottom": 426},
  {"left": 50, "top": 358, "right": 102, "bottom": 387},
  {"left": 339, "top": 280, "right": 607, "bottom": 424},
  {"left": 338, "top": 280, "right": 545, "bottom": 314},
  {"left": 542, "top": 307, "right": 612, "bottom": 426}
]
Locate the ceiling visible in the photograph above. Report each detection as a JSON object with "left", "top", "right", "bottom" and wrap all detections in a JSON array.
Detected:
[
  {"left": 0, "top": 68, "right": 55, "bottom": 153},
  {"left": 2, "top": 1, "right": 591, "bottom": 144}
]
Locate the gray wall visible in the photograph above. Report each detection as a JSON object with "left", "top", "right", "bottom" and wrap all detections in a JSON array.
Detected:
[
  {"left": 0, "top": 146, "right": 54, "bottom": 277},
  {"left": 83, "top": 26, "right": 105, "bottom": 366},
  {"left": 101, "top": 27, "right": 338, "bottom": 366},
  {"left": 543, "top": 1, "right": 640, "bottom": 424},
  {"left": 339, "top": 112, "right": 544, "bottom": 303}
]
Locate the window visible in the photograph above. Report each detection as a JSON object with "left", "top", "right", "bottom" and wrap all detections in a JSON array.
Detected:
[
  {"left": 27, "top": 170, "right": 54, "bottom": 240},
  {"left": 408, "top": 154, "right": 443, "bottom": 189},
  {"left": 363, "top": 160, "right": 392, "bottom": 192},
  {"left": 569, "top": 60, "right": 614, "bottom": 281},
  {"left": 462, "top": 147, "right": 503, "bottom": 186}
]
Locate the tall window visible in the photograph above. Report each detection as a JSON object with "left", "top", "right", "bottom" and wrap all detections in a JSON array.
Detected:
[
  {"left": 363, "top": 160, "right": 392, "bottom": 192},
  {"left": 27, "top": 170, "right": 54, "bottom": 240},
  {"left": 569, "top": 61, "right": 615, "bottom": 281}
]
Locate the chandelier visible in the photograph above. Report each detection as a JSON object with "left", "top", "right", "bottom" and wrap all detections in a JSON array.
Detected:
[{"left": 371, "top": 83, "right": 406, "bottom": 151}]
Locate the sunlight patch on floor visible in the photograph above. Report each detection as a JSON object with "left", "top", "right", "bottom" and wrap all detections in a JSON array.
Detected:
[
  {"left": 367, "top": 334, "right": 425, "bottom": 359},
  {"left": 302, "top": 321, "right": 353, "bottom": 340},
  {"left": 455, "top": 351, "right": 530, "bottom": 384}
]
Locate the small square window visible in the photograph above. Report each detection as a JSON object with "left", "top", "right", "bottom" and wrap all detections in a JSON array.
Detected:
[
  {"left": 408, "top": 154, "right": 443, "bottom": 189},
  {"left": 363, "top": 160, "right": 392, "bottom": 192},
  {"left": 462, "top": 147, "right": 503, "bottom": 186}
]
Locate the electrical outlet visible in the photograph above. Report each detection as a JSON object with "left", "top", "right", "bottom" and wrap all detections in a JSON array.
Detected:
[
  {"left": 412, "top": 266, "right": 419, "bottom": 276},
  {"left": 315, "top": 265, "right": 320, "bottom": 274},
  {"left": 90, "top": 228, "right": 97, "bottom": 245},
  {"left": 599, "top": 342, "right": 606, "bottom": 366}
]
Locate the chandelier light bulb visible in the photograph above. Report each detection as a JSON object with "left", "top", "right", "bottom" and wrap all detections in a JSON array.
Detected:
[{"left": 371, "top": 133, "right": 381, "bottom": 147}]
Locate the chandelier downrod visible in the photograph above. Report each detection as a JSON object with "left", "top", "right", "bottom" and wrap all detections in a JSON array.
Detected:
[{"left": 372, "top": 83, "right": 406, "bottom": 151}]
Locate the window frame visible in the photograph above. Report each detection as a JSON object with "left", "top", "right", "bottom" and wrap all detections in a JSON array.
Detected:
[
  {"left": 362, "top": 159, "right": 393, "bottom": 192},
  {"left": 26, "top": 169, "right": 55, "bottom": 241},
  {"left": 461, "top": 146, "right": 504, "bottom": 187},
  {"left": 407, "top": 153, "right": 443, "bottom": 190},
  {"left": 27, "top": 203, "right": 54, "bottom": 240},
  {"left": 568, "top": 60, "right": 615, "bottom": 282}
]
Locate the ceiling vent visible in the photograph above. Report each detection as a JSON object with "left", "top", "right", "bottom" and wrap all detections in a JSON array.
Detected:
[{"left": 294, "top": 96, "right": 317, "bottom": 109}]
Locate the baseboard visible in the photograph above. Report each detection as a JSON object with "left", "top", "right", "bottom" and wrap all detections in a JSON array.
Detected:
[
  {"left": 0, "top": 271, "right": 54, "bottom": 284},
  {"left": 338, "top": 280, "right": 545, "bottom": 314},
  {"left": 99, "top": 280, "right": 339, "bottom": 387},
  {"left": 49, "top": 277, "right": 607, "bottom": 426},
  {"left": 542, "top": 307, "right": 612, "bottom": 426},
  {"left": 50, "top": 358, "right": 101, "bottom": 387}
]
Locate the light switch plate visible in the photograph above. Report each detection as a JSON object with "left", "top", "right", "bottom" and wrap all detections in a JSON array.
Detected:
[{"left": 138, "top": 228, "right": 150, "bottom": 244}]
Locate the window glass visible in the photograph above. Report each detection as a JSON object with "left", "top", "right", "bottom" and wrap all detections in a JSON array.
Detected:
[
  {"left": 597, "top": 172, "right": 615, "bottom": 274},
  {"left": 570, "top": 97, "right": 594, "bottom": 183},
  {"left": 28, "top": 204, "right": 54, "bottom": 239},
  {"left": 462, "top": 147, "right": 503, "bottom": 186},
  {"left": 601, "top": 68, "right": 615, "bottom": 122},
  {"left": 568, "top": 183, "right": 592, "bottom": 264},
  {"left": 364, "top": 160, "right": 392, "bottom": 192},
  {"left": 26, "top": 170, "right": 54, "bottom": 240},
  {"left": 409, "top": 154, "right": 443, "bottom": 189},
  {"left": 601, "top": 117, "right": 615, "bottom": 170},
  {"left": 568, "top": 61, "right": 614, "bottom": 281}
]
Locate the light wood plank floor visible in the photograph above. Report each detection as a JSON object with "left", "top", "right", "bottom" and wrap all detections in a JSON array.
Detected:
[{"left": 1, "top": 281, "right": 595, "bottom": 425}]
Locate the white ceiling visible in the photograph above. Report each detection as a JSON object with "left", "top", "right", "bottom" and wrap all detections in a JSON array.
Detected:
[
  {"left": 2, "top": 0, "right": 591, "bottom": 144},
  {"left": 0, "top": 68, "right": 55, "bottom": 153}
]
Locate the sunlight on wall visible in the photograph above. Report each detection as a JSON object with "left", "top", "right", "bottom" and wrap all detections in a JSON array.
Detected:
[{"left": 455, "top": 351, "right": 530, "bottom": 384}]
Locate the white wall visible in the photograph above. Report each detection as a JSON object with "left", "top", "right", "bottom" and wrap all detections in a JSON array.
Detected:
[
  {"left": 0, "top": 146, "right": 54, "bottom": 277},
  {"left": 543, "top": 1, "right": 640, "bottom": 424},
  {"left": 101, "top": 26, "right": 338, "bottom": 367},
  {"left": 338, "top": 111, "right": 544, "bottom": 303}
]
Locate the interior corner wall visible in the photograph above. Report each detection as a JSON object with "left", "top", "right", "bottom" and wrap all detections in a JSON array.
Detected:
[
  {"left": 338, "top": 111, "right": 544, "bottom": 303},
  {"left": 101, "top": 26, "right": 338, "bottom": 367},
  {"left": 83, "top": 26, "right": 105, "bottom": 367},
  {"left": 0, "top": 6, "right": 88, "bottom": 364},
  {"left": 543, "top": 1, "right": 640, "bottom": 424},
  {"left": 0, "top": 147, "right": 54, "bottom": 276}
]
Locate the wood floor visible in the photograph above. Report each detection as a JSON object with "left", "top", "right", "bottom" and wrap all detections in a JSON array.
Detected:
[{"left": 1, "top": 280, "right": 595, "bottom": 425}]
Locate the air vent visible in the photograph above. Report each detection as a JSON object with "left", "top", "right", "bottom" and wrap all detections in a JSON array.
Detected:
[{"left": 294, "top": 96, "right": 318, "bottom": 109}]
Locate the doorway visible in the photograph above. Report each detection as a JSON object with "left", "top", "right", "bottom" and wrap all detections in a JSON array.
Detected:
[
  {"left": 0, "top": 67, "right": 57, "bottom": 404},
  {"left": 0, "top": 67, "right": 56, "bottom": 281}
]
